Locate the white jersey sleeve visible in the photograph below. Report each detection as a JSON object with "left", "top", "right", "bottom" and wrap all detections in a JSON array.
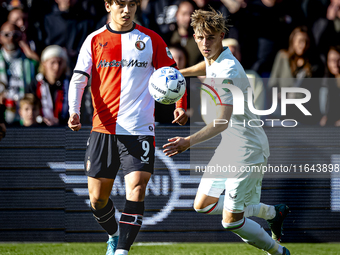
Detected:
[{"left": 68, "top": 27, "right": 105, "bottom": 116}]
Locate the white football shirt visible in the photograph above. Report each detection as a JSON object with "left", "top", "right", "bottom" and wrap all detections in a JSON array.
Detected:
[{"left": 205, "top": 47, "right": 270, "bottom": 165}]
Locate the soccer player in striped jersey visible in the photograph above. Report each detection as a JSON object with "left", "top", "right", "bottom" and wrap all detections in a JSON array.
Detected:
[
  {"left": 68, "top": 1, "right": 188, "bottom": 254},
  {"left": 163, "top": 8, "right": 290, "bottom": 255}
]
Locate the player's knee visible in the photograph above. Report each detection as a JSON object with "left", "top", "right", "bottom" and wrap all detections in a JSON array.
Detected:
[
  {"left": 221, "top": 216, "right": 245, "bottom": 230},
  {"left": 193, "top": 200, "right": 205, "bottom": 213},
  {"left": 90, "top": 197, "right": 109, "bottom": 210},
  {"left": 222, "top": 211, "right": 244, "bottom": 225},
  {"left": 127, "top": 184, "right": 147, "bottom": 201},
  {"left": 193, "top": 202, "right": 215, "bottom": 214}
]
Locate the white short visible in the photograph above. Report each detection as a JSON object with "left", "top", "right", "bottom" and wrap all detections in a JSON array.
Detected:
[{"left": 197, "top": 157, "right": 267, "bottom": 212}]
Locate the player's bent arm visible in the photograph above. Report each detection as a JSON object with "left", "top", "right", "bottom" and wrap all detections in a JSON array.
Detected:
[
  {"left": 189, "top": 105, "right": 232, "bottom": 147},
  {"left": 180, "top": 61, "right": 206, "bottom": 77}
]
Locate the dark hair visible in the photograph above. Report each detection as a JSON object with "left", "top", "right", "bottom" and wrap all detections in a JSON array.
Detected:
[
  {"left": 168, "top": 43, "right": 189, "bottom": 68},
  {"left": 104, "top": 0, "right": 140, "bottom": 6},
  {"left": 178, "top": 0, "right": 198, "bottom": 10},
  {"left": 287, "top": 26, "right": 313, "bottom": 77},
  {"left": 326, "top": 45, "right": 340, "bottom": 77}
]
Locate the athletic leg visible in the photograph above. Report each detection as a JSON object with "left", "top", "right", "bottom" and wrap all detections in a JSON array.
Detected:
[
  {"left": 222, "top": 210, "right": 286, "bottom": 255},
  {"left": 115, "top": 171, "right": 151, "bottom": 255},
  {"left": 221, "top": 163, "right": 290, "bottom": 255},
  {"left": 193, "top": 177, "right": 225, "bottom": 215},
  {"left": 84, "top": 132, "right": 121, "bottom": 255},
  {"left": 115, "top": 135, "right": 155, "bottom": 255}
]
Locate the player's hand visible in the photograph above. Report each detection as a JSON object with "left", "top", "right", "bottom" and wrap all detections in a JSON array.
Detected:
[
  {"left": 68, "top": 113, "right": 82, "bottom": 131},
  {"left": 173, "top": 108, "right": 188, "bottom": 126},
  {"left": 43, "top": 116, "right": 59, "bottom": 126},
  {"left": 163, "top": 136, "right": 190, "bottom": 157}
]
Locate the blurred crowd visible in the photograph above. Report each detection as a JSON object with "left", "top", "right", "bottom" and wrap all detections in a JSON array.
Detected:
[{"left": 0, "top": 0, "right": 339, "bottom": 130}]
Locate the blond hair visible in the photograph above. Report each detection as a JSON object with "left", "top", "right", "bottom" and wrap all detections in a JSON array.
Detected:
[
  {"left": 19, "top": 93, "right": 41, "bottom": 110},
  {"left": 191, "top": 8, "right": 229, "bottom": 34}
]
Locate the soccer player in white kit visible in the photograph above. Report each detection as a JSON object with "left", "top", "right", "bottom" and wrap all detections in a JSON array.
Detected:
[{"left": 163, "top": 8, "right": 291, "bottom": 255}]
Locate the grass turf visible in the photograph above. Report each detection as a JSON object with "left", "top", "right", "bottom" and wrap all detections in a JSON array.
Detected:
[{"left": 0, "top": 242, "right": 339, "bottom": 255}]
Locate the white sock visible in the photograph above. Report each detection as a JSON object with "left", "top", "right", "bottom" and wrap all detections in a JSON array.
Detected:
[
  {"left": 222, "top": 218, "right": 283, "bottom": 255},
  {"left": 114, "top": 249, "right": 128, "bottom": 255},
  {"left": 244, "top": 203, "right": 276, "bottom": 220},
  {"left": 194, "top": 195, "right": 224, "bottom": 215}
]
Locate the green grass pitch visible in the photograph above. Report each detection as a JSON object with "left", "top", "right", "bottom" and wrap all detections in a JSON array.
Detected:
[{"left": 0, "top": 243, "right": 340, "bottom": 255}]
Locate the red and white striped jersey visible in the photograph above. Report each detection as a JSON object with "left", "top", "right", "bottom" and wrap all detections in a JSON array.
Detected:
[{"left": 69, "top": 23, "right": 186, "bottom": 135}]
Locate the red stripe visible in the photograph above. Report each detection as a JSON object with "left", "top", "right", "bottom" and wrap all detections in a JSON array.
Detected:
[
  {"left": 91, "top": 30, "right": 122, "bottom": 134},
  {"left": 227, "top": 218, "right": 246, "bottom": 230},
  {"left": 216, "top": 103, "right": 233, "bottom": 107},
  {"left": 205, "top": 203, "right": 217, "bottom": 214},
  {"left": 121, "top": 213, "right": 143, "bottom": 217},
  {"left": 201, "top": 82, "right": 223, "bottom": 105},
  {"left": 119, "top": 221, "right": 141, "bottom": 226}
]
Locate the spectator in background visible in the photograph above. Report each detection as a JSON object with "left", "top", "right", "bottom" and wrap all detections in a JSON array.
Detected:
[
  {"left": 193, "top": 0, "right": 229, "bottom": 17},
  {"left": 38, "top": 0, "right": 94, "bottom": 70},
  {"left": 233, "top": 0, "right": 305, "bottom": 77},
  {"left": 312, "top": 0, "right": 340, "bottom": 64},
  {"left": 7, "top": 7, "right": 39, "bottom": 61},
  {"left": 27, "top": 45, "right": 69, "bottom": 126},
  {"left": 143, "top": 0, "right": 182, "bottom": 44},
  {"left": 169, "top": 43, "right": 189, "bottom": 69},
  {"left": 170, "top": 0, "right": 202, "bottom": 66},
  {"left": 0, "top": 21, "right": 38, "bottom": 124},
  {"left": 18, "top": 92, "right": 43, "bottom": 126},
  {"left": 268, "top": 26, "right": 323, "bottom": 124},
  {"left": 320, "top": 45, "right": 340, "bottom": 127},
  {"left": 269, "top": 26, "right": 323, "bottom": 87}
]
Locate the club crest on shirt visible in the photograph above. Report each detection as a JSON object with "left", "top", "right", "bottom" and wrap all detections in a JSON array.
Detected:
[{"left": 135, "top": 40, "right": 145, "bottom": 51}]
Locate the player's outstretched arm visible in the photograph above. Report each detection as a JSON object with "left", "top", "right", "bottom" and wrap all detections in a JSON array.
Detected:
[
  {"left": 180, "top": 61, "right": 206, "bottom": 77},
  {"left": 164, "top": 105, "right": 232, "bottom": 157}
]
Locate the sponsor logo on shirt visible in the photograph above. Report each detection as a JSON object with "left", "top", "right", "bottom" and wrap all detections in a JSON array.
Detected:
[
  {"left": 97, "top": 59, "right": 148, "bottom": 69},
  {"left": 99, "top": 42, "right": 108, "bottom": 48}
]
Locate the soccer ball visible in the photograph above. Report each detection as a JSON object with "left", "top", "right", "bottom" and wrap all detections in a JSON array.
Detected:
[{"left": 148, "top": 66, "right": 186, "bottom": 105}]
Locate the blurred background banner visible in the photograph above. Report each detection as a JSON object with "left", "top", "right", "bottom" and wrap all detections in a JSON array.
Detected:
[{"left": 0, "top": 126, "right": 340, "bottom": 242}]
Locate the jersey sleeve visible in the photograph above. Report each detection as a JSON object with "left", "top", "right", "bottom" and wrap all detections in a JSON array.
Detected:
[
  {"left": 74, "top": 34, "right": 93, "bottom": 77},
  {"left": 151, "top": 32, "right": 177, "bottom": 70},
  {"left": 175, "top": 80, "right": 187, "bottom": 110},
  {"left": 68, "top": 34, "right": 93, "bottom": 115}
]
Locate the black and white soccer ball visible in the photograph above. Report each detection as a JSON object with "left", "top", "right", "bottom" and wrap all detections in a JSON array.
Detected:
[{"left": 148, "top": 66, "right": 186, "bottom": 105}]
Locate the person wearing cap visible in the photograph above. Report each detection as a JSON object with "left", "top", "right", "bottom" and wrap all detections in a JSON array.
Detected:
[{"left": 26, "top": 45, "right": 70, "bottom": 126}]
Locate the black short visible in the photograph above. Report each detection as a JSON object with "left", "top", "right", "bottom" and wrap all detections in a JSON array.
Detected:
[{"left": 84, "top": 132, "right": 155, "bottom": 179}]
